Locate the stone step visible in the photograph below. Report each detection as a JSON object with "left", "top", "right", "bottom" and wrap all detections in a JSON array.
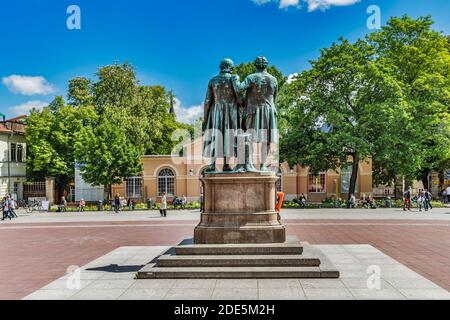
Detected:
[
  {"left": 157, "top": 254, "right": 320, "bottom": 267},
  {"left": 175, "top": 243, "right": 303, "bottom": 256},
  {"left": 137, "top": 265, "right": 339, "bottom": 279}
]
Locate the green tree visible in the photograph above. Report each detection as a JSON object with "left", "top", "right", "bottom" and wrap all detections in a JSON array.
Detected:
[
  {"left": 281, "top": 16, "right": 450, "bottom": 198},
  {"left": 74, "top": 121, "right": 143, "bottom": 198},
  {"left": 280, "top": 38, "right": 402, "bottom": 199},
  {"left": 68, "top": 77, "right": 93, "bottom": 107},
  {"left": 90, "top": 62, "right": 189, "bottom": 155},
  {"left": 368, "top": 16, "right": 450, "bottom": 188},
  {"left": 26, "top": 97, "right": 97, "bottom": 193}
]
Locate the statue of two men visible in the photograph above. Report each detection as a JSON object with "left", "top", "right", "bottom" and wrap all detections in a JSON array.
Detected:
[{"left": 202, "top": 56, "right": 279, "bottom": 173}]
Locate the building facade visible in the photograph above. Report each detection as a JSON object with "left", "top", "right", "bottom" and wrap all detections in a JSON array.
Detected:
[
  {"left": 112, "top": 138, "right": 373, "bottom": 203},
  {"left": 0, "top": 116, "right": 27, "bottom": 200}
]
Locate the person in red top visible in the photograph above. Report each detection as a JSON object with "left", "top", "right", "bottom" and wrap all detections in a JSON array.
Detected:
[
  {"left": 403, "top": 187, "right": 412, "bottom": 211},
  {"left": 276, "top": 192, "right": 284, "bottom": 221}
]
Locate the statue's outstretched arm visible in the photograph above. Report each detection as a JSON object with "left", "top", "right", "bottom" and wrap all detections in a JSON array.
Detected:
[{"left": 231, "top": 75, "right": 251, "bottom": 93}]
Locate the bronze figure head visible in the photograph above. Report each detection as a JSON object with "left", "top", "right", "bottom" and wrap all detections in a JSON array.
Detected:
[
  {"left": 219, "top": 58, "right": 234, "bottom": 73},
  {"left": 254, "top": 56, "right": 269, "bottom": 71}
]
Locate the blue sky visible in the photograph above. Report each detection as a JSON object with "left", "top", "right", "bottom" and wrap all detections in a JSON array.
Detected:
[{"left": 1, "top": 0, "right": 449, "bottom": 123}]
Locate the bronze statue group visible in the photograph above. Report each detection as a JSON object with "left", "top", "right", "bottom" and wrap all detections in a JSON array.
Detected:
[{"left": 203, "top": 56, "right": 279, "bottom": 173}]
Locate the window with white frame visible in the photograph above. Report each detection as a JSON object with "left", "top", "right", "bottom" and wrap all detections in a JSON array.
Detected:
[
  {"left": 17, "top": 144, "right": 24, "bottom": 162},
  {"left": 308, "top": 169, "right": 326, "bottom": 193},
  {"left": 10, "top": 143, "right": 24, "bottom": 162},
  {"left": 10, "top": 143, "right": 17, "bottom": 162},
  {"left": 158, "top": 169, "right": 175, "bottom": 196},
  {"left": 126, "top": 177, "right": 142, "bottom": 198}
]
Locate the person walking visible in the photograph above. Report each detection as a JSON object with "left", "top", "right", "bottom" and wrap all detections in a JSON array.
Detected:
[
  {"left": 2, "top": 198, "right": 9, "bottom": 220},
  {"left": 10, "top": 196, "right": 17, "bottom": 218},
  {"left": 424, "top": 190, "right": 433, "bottom": 211},
  {"left": 114, "top": 193, "right": 121, "bottom": 213},
  {"left": 160, "top": 192, "right": 167, "bottom": 217},
  {"left": 417, "top": 191, "right": 425, "bottom": 212},
  {"left": 403, "top": 187, "right": 412, "bottom": 211}
]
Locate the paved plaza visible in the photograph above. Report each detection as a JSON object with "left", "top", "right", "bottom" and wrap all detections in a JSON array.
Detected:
[{"left": 1, "top": 208, "right": 449, "bottom": 300}]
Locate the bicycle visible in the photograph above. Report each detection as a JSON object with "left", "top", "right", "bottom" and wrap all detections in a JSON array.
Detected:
[{"left": 26, "top": 200, "right": 45, "bottom": 213}]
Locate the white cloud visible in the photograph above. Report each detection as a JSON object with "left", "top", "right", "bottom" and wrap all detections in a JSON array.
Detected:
[
  {"left": 287, "top": 73, "right": 298, "bottom": 84},
  {"left": 173, "top": 98, "right": 203, "bottom": 124},
  {"left": 9, "top": 100, "right": 48, "bottom": 115},
  {"left": 251, "top": 0, "right": 359, "bottom": 11},
  {"left": 304, "top": 0, "right": 360, "bottom": 12},
  {"left": 252, "top": 0, "right": 299, "bottom": 9},
  {"left": 252, "top": 0, "right": 272, "bottom": 4},
  {"left": 2, "top": 75, "right": 55, "bottom": 95},
  {"left": 279, "top": 0, "right": 300, "bottom": 9}
]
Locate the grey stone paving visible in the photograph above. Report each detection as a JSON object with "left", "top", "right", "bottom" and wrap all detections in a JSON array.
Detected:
[
  {"left": 7, "top": 207, "right": 450, "bottom": 225},
  {"left": 23, "top": 245, "right": 450, "bottom": 300}
]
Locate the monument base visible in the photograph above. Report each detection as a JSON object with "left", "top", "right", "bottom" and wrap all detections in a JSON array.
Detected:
[
  {"left": 194, "top": 171, "right": 286, "bottom": 244},
  {"left": 194, "top": 224, "right": 286, "bottom": 244},
  {"left": 136, "top": 238, "right": 340, "bottom": 279}
]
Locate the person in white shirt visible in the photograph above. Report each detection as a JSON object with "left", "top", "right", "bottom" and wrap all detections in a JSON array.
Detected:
[
  {"left": 182, "top": 195, "right": 187, "bottom": 209},
  {"left": 160, "top": 192, "right": 167, "bottom": 217},
  {"left": 446, "top": 186, "right": 450, "bottom": 203}
]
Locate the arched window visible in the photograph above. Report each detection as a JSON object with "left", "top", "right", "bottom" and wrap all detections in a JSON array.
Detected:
[
  {"left": 308, "top": 169, "right": 326, "bottom": 193},
  {"left": 158, "top": 168, "right": 175, "bottom": 196}
]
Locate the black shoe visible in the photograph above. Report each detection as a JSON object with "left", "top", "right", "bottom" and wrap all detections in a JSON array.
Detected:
[
  {"left": 223, "top": 164, "right": 233, "bottom": 172},
  {"left": 205, "top": 164, "right": 217, "bottom": 173}
]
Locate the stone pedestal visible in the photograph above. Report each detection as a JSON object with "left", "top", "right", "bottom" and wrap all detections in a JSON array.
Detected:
[{"left": 194, "top": 172, "right": 286, "bottom": 244}]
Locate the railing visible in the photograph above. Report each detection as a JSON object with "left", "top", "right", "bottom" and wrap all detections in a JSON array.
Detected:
[{"left": 23, "top": 181, "right": 46, "bottom": 199}]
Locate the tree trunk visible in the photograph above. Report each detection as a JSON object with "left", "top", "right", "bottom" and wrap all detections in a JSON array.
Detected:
[
  {"left": 420, "top": 169, "right": 430, "bottom": 190},
  {"left": 348, "top": 153, "right": 359, "bottom": 200},
  {"left": 104, "top": 185, "right": 112, "bottom": 202}
]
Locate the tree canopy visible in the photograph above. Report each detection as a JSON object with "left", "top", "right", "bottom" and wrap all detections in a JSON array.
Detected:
[
  {"left": 26, "top": 62, "right": 191, "bottom": 195},
  {"left": 280, "top": 15, "right": 450, "bottom": 197},
  {"left": 26, "top": 97, "right": 97, "bottom": 193}
]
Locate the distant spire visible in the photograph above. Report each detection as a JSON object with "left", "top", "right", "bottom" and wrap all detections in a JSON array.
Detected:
[{"left": 169, "top": 91, "right": 175, "bottom": 114}]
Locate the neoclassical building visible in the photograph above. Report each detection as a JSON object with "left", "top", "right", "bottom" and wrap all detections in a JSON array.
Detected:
[
  {"left": 0, "top": 115, "right": 27, "bottom": 200},
  {"left": 112, "top": 138, "right": 373, "bottom": 203}
]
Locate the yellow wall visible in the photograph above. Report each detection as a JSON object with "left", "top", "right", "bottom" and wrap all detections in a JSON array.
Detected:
[{"left": 112, "top": 139, "right": 373, "bottom": 203}]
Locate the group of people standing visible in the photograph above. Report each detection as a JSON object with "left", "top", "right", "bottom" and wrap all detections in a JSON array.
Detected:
[
  {"left": 403, "top": 187, "right": 433, "bottom": 212},
  {"left": 1, "top": 194, "right": 17, "bottom": 221},
  {"left": 112, "top": 194, "right": 136, "bottom": 213}
]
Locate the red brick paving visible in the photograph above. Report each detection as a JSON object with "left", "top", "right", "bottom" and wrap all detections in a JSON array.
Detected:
[{"left": 0, "top": 219, "right": 449, "bottom": 299}]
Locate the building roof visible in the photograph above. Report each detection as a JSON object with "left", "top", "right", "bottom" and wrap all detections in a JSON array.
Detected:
[{"left": 0, "top": 115, "right": 27, "bottom": 135}]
